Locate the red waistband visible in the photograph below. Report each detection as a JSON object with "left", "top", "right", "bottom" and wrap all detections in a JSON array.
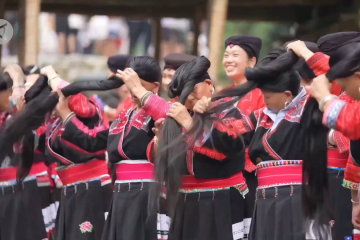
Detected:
[
  {"left": 181, "top": 171, "right": 246, "bottom": 190},
  {"left": 57, "top": 160, "right": 109, "bottom": 185},
  {"left": 257, "top": 162, "right": 303, "bottom": 189},
  {"left": 0, "top": 161, "right": 48, "bottom": 182},
  {"left": 115, "top": 161, "right": 154, "bottom": 181},
  {"left": 327, "top": 149, "right": 347, "bottom": 169}
]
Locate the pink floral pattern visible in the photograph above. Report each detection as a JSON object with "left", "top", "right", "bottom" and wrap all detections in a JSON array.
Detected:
[{"left": 79, "top": 221, "right": 93, "bottom": 233}]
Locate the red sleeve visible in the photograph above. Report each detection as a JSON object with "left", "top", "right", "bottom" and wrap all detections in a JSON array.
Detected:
[
  {"left": 306, "top": 52, "right": 330, "bottom": 76},
  {"left": 323, "top": 100, "right": 360, "bottom": 140},
  {"left": 333, "top": 131, "right": 350, "bottom": 154},
  {"left": 68, "top": 94, "right": 97, "bottom": 118},
  {"left": 147, "top": 138, "right": 156, "bottom": 163},
  {"left": 142, "top": 94, "right": 171, "bottom": 121},
  {"left": 343, "top": 155, "right": 360, "bottom": 190},
  {"left": 306, "top": 52, "right": 342, "bottom": 95}
]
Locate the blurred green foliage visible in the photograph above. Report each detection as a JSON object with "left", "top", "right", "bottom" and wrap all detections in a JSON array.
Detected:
[{"left": 219, "top": 21, "right": 292, "bottom": 86}]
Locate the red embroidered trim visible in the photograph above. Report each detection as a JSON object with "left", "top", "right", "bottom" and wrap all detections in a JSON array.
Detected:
[{"left": 192, "top": 146, "right": 226, "bottom": 161}]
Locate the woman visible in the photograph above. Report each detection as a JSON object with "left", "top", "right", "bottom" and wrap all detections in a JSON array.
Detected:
[
  {"left": 22, "top": 65, "right": 57, "bottom": 238},
  {"left": 222, "top": 36, "right": 264, "bottom": 233},
  {"left": 192, "top": 49, "right": 332, "bottom": 240},
  {"left": 287, "top": 38, "right": 354, "bottom": 239},
  {"left": 119, "top": 56, "right": 250, "bottom": 240},
  {"left": 306, "top": 42, "right": 360, "bottom": 231},
  {"left": 0, "top": 71, "right": 48, "bottom": 240},
  {"left": 55, "top": 56, "right": 163, "bottom": 240}
]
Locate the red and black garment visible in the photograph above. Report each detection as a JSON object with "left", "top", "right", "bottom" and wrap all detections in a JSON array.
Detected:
[
  {"left": 60, "top": 94, "right": 169, "bottom": 240},
  {"left": 145, "top": 94, "right": 250, "bottom": 240},
  {"left": 0, "top": 108, "right": 48, "bottom": 240},
  {"left": 45, "top": 93, "right": 112, "bottom": 240},
  {"left": 243, "top": 87, "right": 331, "bottom": 240}
]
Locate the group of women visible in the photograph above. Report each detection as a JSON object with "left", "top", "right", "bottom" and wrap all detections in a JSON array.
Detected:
[{"left": 0, "top": 31, "right": 360, "bottom": 240}]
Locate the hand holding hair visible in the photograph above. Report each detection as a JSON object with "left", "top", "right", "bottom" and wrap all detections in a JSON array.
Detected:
[
  {"left": 56, "top": 89, "right": 71, "bottom": 120},
  {"left": 193, "top": 96, "right": 212, "bottom": 114},
  {"left": 286, "top": 40, "right": 314, "bottom": 60},
  {"left": 306, "top": 75, "right": 332, "bottom": 103},
  {"left": 166, "top": 102, "right": 193, "bottom": 131}
]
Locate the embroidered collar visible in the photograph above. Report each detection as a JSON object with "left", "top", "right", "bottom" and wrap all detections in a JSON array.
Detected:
[{"left": 263, "top": 86, "right": 306, "bottom": 130}]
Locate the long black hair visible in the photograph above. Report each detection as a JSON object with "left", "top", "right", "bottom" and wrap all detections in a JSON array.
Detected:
[
  {"left": 149, "top": 56, "right": 211, "bottom": 215},
  {"left": 0, "top": 56, "right": 161, "bottom": 178}
]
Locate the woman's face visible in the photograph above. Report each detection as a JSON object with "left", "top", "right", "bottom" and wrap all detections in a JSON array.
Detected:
[
  {"left": 162, "top": 69, "right": 175, "bottom": 91},
  {"left": 185, "top": 80, "right": 214, "bottom": 110},
  {"left": 118, "top": 85, "right": 130, "bottom": 99},
  {"left": 0, "top": 89, "right": 12, "bottom": 111},
  {"left": 223, "top": 45, "right": 256, "bottom": 80},
  {"left": 334, "top": 73, "right": 360, "bottom": 100},
  {"left": 261, "top": 90, "right": 292, "bottom": 113},
  {"left": 129, "top": 79, "right": 159, "bottom": 107}
]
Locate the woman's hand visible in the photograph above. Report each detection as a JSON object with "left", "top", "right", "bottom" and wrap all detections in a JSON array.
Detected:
[
  {"left": 4, "top": 64, "right": 25, "bottom": 86},
  {"left": 152, "top": 118, "right": 165, "bottom": 139},
  {"left": 116, "top": 68, "right": 147, "bottom": 98},
  {"left": 56, "top": 90, "right": 71, "bottom": 120},
  {"left": 306, "top": 74, "right": 332, "bottom": 103},
  {"left": 167, "top": 102, "right": 193, "bottom": 131},
  {"left": 15, "top": 96, "right": 26, "bottom": 114},
  {"left": 193, "top": 96, "right": 212, "bottom": 114},
  {"left": 286, "top": 40, "right": 314, "bottom": 60},
  {"left": 40, "top": 65, "right": 57, "bottom": 78}
]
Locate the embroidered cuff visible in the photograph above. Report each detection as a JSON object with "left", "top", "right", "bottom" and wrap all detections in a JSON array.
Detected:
[
  {"left": 306, "top": 52, "right": 328, "bottom": 68},
  {"left": 342, "top": 179, "right": 359, "bottom": 190},
  {"left": 322, "top": 99, "right": 346, "bottom": 129},
  {"left": 344, "top": 163, "right": 360, "bottom": 189},
  {"left": 143, "top": 94, "right": 169, "bottom": 121}
]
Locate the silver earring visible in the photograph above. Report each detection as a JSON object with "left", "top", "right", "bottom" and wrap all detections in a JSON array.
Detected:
[{"left": 284, "top": 100, "right": 289, "bottom": 108}]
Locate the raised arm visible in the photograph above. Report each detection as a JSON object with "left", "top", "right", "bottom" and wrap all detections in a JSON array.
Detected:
[{"left": 61, "top": 116, "right": 108, "bottom": 154}]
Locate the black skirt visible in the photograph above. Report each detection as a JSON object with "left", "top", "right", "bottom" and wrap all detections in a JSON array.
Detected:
[
  {"left": 243, "top": 171, "right": 257, "bottom": 237},
  {"left": 101, "top": 182, "right": 159, "bottom": 240},
  {"left": 327, "top": 169, "right": 353, "bottom": 239},
  {"left": 38, "top": 184, "right": 53, "bottom": 233},
  {"left": 55, "top": 180, "right": 112, "bottom": 240},
  {"left": 249, "top": 185, "right": 333, "bottom": 240},
  {"left": 249, "top": 185, "right": 305, "bottom": 240},
  {"left": 169, "top": 187, "right": 246, "bottom": 240},
  {"left": 0, "top": 179, "right": 47, "bottom": 240}
]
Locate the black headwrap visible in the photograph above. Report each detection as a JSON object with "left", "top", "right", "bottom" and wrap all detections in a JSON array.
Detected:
[
  {"left": 246, "top": 47, "right": 301, "bottom": 95},
  {"left": 293, "top": 41, "right": 319, "bottom": 80},
  {"left": 164, "top": 53, "right": 197, "bottom": 71},
  {"left": 107, "top": 54, "right": 133, "bottom": 73},
  {"left": 225, "top": 35, "right": 262, "bottom": 62},
  {"left": 130, "top": 56, "right": 161, "bottom": 83},
  {"left": 0, "top": 72, "right": 13, "bottom": 92},
  {"left": 317, "top": 32, "right": 360, "bottom": 57}
]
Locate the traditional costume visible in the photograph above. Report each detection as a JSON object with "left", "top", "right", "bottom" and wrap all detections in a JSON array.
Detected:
[
  {"left": 61, "top": 66, "right": 164, "bottom": 240},
  {"left": 45, "top": 81, "right": 112, "bottom": 240},
  {"left": 0, "top": 75, "right": 47, "bottom": 240},
  {"left": 223, "top": 36, "right": 265, "bottom": 237}
]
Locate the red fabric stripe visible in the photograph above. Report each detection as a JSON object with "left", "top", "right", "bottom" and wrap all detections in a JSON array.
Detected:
[
  {"left": 0, "top": 162, "right": 48, "bottom": 181},
  {"left": 257, "top": 165, "right": 302, "bottom": 188},
  {"left": 115, "top": 162, "right": 154, "bottom": 181},
  {"left": 60, "top": 138, "right": 106, "bottom": 155},
  {"left": 181, "top": 171, "right": 246, "bottom": 190},
  {"left": 71, "top": 117, "right": 108, "bottom": 138},
  {"left": 147, "top": 139, "right": 155, "bottom": 163},
  {"left": 192, "top": 146, "right": 226, "bottom": 161},
  {"left": 56, "top": 160, "right": 109, "bottom": 185},
  {"left": 327, "top": 149, "right": 347, "bottom": 169}
]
